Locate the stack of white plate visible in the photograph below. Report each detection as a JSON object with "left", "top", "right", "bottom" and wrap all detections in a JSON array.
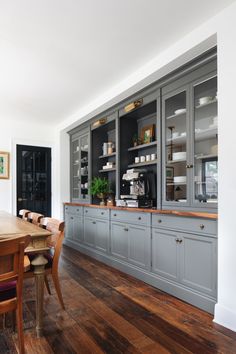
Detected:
[
  {"left": 173, "top": 176, "right": 186, "bottom": 183},
  {"left": 172, "top": 152, "right": 186, "bottom": 160}
]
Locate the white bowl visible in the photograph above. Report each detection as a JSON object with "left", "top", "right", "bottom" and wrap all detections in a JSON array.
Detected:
[
  {"left": 172, "top": 151, "right": 186, "bottom": 160},
  {"left": 174, "top": 108, "right": 186, "bottom": 115},
  {"left": 199, "top": 96, "right": 212, "bottom": 105},
  {"left": 173, "top": 176, "right": 186, "bottom": 183},
  {"left": 172, "top": 132, "right": 179, "bottom": 138}
]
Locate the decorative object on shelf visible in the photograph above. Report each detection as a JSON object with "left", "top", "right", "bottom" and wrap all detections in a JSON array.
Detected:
[
  {"left": 90, "top": 177, "right": 110, "bottom": 205},
  {"left": 92, "top": 117, "right": 107, "bottom": 129},
  {"left": 0, "top": 151, "right": 9, "bottom": 179},
  {"left": 132, "top": 133, "right": 139, "bottom": 147},
  {"left": 174, "top": 108, "right": 186, "bottom": 115},
  {"left": 102, "top": 161, "right": 115, "bottom": 170},
  {"left": 199, "top": 96, "right": 212, "bottom": 105},
  {"left": 107, "top": 142, "right": 113, "bottom": 155},
  {"left": 102, "top": 142, "right": 108, "bottom": 155},
  {"left": 124, "top": 98, "right": 143, "bottom": 113},
  {"left": 146, "top": 154, "right": 151, "bottom": 162},
  {"left": 106, "top": 192, "right": 115, "bottom": 206},
  {"left": 141, "top": 124, "right": 155, "bottom": 144},
  {"left": 135, "top": 157, "right": 140, "bottom": 164},
  {"left": 140, "top": 156, "right": 145, "bottom": 162},
  {"left": 151, "top": 153, "right": 156, "bottom": 161}
]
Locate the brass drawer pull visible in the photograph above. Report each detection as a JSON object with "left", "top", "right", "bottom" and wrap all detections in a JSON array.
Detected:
[
  {"left": 124, "top": 228, "right": 129, "bottom": 232},
  {"left": 113, "top": 213, "right": 117, "bottom": 216},
  {"left": 92, "top": 221, "right": 96, "bottom": 224},
  {"left": 138, "top": 217, "right": 142, "bottom": 220},
  {"left": 200, "top": 224, "right": 205, "bottom": 230},
  {"left": 70, "top": 217, "right": 74, "bottom": 220},
  {"left": 158, "top": 219, "right": 162, "bottom": 223},
  {"left": 101, "top": 212, "right": 104, "bottom": 215}
]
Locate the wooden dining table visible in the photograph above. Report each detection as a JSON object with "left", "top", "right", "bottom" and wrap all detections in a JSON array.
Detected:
[{"left": 0, "top": 211, "right": 52, "bottom": 337}]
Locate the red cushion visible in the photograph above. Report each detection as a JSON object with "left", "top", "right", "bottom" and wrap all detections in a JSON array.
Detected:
[{"left": 0, "top": 281, "right": 16, "bottom": 301}]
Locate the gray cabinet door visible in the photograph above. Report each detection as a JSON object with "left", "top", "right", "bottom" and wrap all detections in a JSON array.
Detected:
[
  {"left": 110, "top": 222, "right": 128, "bottom": 260},
  {"left": 73, "top": 216, "right": 84, "bottom": 243},
  {"left": 128, "top": 225, "right": 151, "bottom": 270},
  {"left": 152, "top": 229, "right": 179, "bottom": 282},
  {"left": 95, "top": 218, "right": 109, "bottom": 253},
  {"left": 179, "top": 233, "right": 217, "bottom": 297},
  {"left": 65, "top": 212, "right": 74, "bottom": 240},
  {"left": 84, "top": 217, "right": 96, "bottom": 247}
]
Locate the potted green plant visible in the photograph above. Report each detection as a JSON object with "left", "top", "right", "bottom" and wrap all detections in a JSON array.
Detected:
[{"left": 90, "top": 177, "right": 110, "bottom": 205}]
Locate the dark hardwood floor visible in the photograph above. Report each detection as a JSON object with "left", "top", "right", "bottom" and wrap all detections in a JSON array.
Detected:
[{"left": 1, "top": 245, "right": 236, "bottom": 353}]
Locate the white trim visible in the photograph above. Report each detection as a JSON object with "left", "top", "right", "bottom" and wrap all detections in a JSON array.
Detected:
[
  {"left": 11, "top": 138, "right": 54, "bottom": 216},
  {"left": 214, "top": 303, "right": 236, "bottom": 332}
]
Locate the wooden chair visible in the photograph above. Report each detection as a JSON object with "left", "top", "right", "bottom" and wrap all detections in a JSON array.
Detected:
[
  {"left": 27, "top": 212, "right": 44, "bottom": 225},
  {"left": 25, "top": 218, "right": 65, "bottom": 310},
  {"left": 19, "top": 209, "right": 31, "bottom": 221},
  {"left": 0, "top": 234, "right": 30, "bottom": 354}
]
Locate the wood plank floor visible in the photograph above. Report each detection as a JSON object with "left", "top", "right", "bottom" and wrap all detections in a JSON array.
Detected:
[{"left": 1, "top": 245, "right": 236, "bottom": 353}]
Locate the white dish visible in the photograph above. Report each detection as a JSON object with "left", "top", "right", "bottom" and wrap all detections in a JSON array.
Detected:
[
  {"left": 180, "top": 132, "right": 186, "bottom": 137},
  {"left": 172, "top": 132, "right": 179, "bottom": 138},
  {"left": 174, "top": 108, "right": 186, "bottom": 115},
  {"left": 172, "top": 152, "right": 186, "bottom": 160},
  {"left": 173, "top": 176, "right": 186, "bottom": 183},
  {"left": 199, "top": 96, "right": 212, "bottom": 105}
]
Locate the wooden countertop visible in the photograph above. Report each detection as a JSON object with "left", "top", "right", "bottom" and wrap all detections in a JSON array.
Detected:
[{"left": 64, "top": 203, "right": 218, "bottom": 220}]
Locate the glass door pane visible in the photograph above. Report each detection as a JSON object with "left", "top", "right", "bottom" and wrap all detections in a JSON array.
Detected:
[
  {"left": 165, "top": 91, "right": 187, "bottom": 203},
  {"left": 80, "top": 134, "right": 89, "bottom": 200},
  {"left": 193, "top": 76, "right": 218, "bottom": 204},
  {"left": 72, "top": 139, "right": 79, "bottom": 200}
]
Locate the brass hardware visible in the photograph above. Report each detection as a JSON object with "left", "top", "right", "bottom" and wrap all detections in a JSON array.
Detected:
[
  {"left": 71, "top": 217, "right": 74, "bottom": 220},
  {"left": 114, "top": 213, "right": 117, "bottom": 216},
  {"left": 179, "top": 239, "right": 183, "bottom": 243},
  {"left": 17, "top": 197, "right": 27, "bottom": 202},
  {"left": 92, "top": 221, "right": 96, "bottom": 224},
  {"left": 186, "top": 164, "right": 193, "bottom": 168},
  {"left": 175, "top": 238, "right": 179, "bottom": 243},
  {"left": 158, "top": 219, "right": 162, "bottom": 223},
  {"left": 138, "top": 217, "right": 141, "bottom": 220},
  {"left": 200, "top": 224, "right": 205, "bottom": 230},
  {"left": 124, "top": 98, "right": 143, "bottom": 113},
  {"left": 85, "top": 210, "right": 88, "bottom": 213},
  {"left": 124, "top": 228, "right": 129, "bottom": 231},
  {"left": 101, "top": 212, "right": 104, "bottom": 215},
  {"left": 92, "top": 117, "right": 107, "bottom": 128}
]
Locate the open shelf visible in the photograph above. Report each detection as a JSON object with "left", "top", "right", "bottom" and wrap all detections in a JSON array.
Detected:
[
  {"left": 128, "top": 141, "right": 157, "bottom": 151},
  {"left": 99, "top": 168, "right": 116, "bottom": 173},
  {"left": 99, "top": 152, "right": 116, "bottom": 159},
  {"left": 128, "top": 159, "right": 157, "bottom": 168},
  {"left": 195, "top": 154, "right": 217, "bottom": 160},
  {"left": 167, "top": 159, "right": 186, "bottom": 164},
  {"left": 166, "top": 182, "right": 187, "bottom": 186}
]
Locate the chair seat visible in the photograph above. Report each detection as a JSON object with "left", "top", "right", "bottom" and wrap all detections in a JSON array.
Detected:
[{"left": 0, "top": 281, "right": 16, "bottom": 301}]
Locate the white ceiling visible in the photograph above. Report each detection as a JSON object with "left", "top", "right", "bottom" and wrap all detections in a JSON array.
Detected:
[{"left": 0, "top": 0, "right": 234, "bottom": 125}]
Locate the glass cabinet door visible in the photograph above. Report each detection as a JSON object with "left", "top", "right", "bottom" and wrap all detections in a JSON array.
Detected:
[
  {"left": 79, "top": 133, "right": 89, "bottom": 201},
  {"left": 164, "top": 90, "right": 188, "bottom": 204},
  {"left": 72, "top": 139, "right": 80, "bottom": 200},
  {"left": 193, "top": 76, "right": 218, "bottom": 205}
]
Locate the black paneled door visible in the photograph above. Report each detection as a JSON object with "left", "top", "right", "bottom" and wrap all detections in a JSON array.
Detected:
[{"left": 16, "top": 145, "right": 51, "bottom": 216}]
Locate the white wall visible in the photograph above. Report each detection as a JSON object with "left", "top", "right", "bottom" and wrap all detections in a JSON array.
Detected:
[
  {"left": 58, "top": 1, "right": 236, "bottom": 331},
  {"left": 0, "top": 118, "right": 57, "bottom": 216}
]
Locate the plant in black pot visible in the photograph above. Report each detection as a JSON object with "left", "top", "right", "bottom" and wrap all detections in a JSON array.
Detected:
[{"left": 90, "top": 177, "right": 110, "bottom": 206}]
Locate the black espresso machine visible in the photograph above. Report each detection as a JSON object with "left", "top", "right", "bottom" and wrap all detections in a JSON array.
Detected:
[{"left": 118, "top": 169, "right": 156, "bottom": 208}]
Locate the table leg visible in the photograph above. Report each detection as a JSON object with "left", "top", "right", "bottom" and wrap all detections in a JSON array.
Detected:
[{"left": 31, "top": 254, "right": 48, "bottom": 337}]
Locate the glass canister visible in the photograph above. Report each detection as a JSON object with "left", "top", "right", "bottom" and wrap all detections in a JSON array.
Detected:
[{"left": 107, "top": 142, "right": 113, "bottom": 155}]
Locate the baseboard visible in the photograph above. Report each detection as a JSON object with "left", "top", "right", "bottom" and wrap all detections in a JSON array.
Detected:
[{"left": 214, "top": 303, "right": 236, "bottom": 332}]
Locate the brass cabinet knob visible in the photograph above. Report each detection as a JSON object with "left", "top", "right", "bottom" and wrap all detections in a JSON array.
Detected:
[
  {"left": 158, "top": 219, "right": 162, "bottom": 223},
  {"left": 124, "top": 228, "right": 129, "bottom": 231},
  {"left": 200, "top": 224, "right": 205, "bottom": 230},
  {"left": 138, "top": 217, "right": 141, "bottom": 220}
]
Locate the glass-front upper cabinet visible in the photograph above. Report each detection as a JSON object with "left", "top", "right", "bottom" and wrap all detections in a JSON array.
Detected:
[
  {"left": 71, "top": 129, "right": 90, "bottom": 203},
  {"left": 162, "top": 70, "right": 218, "bottom": 210},
  {"left": 163, "top": 87, "right": 189, "bottom": 205},
  {"left": 193, "top": 75, "right": 218, "bottom": 206}
]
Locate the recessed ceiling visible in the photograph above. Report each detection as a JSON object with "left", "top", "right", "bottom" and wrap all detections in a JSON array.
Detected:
[{"left": 0, "top": 0, "right": 234, "bottom": 125}]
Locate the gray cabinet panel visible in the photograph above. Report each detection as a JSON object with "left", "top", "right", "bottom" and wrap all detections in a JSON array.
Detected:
[
  {"left": 179, "top": 233, "right": 217, "bottom": 297},
  {"left": 152, "top": 214, "right": 217, "bottom": 236},
  {"left": 73, "top": 216, "right": 84, "bottom": 243},
  {"left": 84, "top": 207, "right": 109, "bottom": 219},
  {"left": 111, "top": 222, "right": 128, "bottom": 260},
  {"left": 128, "top": 225, "right": 151, "bottom": 270},
  {"left": 65, "top": 210, "right": 83, "bottom": 242},
  {"left": 95, "top": 218, "right": 109, "bottom": 253},
  {"left": 111, "top": 210, "right": 151, "bottom": 226},
  {"left": 152, "top": 229, "right": 178, "bottom": 281},
  {"left": 84, "top": 217, "right": 96, "bottom": 247}
]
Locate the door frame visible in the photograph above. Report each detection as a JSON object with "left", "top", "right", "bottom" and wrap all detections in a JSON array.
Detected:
[{"left": 11, "top": 138, "right": 54, "bottom": 216}]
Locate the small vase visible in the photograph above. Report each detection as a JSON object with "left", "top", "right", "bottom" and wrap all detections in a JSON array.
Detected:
[{"left": 97, "top": 193, "right": 106, "bottom": 206}]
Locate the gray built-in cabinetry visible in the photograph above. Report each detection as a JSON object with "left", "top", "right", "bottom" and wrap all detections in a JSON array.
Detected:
[
  {"left": 64, "top": 205, "right": 217, "bottom": 314},
  {"left": 66, "top": 50, "right": 218, "bottom": 313}
]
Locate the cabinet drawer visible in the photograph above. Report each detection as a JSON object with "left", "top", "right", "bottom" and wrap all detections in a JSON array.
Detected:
[
  {"left": 111, "top": 210, "right": 151, "bottom": 226},
  {"left": 152, "top": 214, "right": 217, "bottom": 236},
  {"left": 84, "top": 207, "right": 109, "bottom": 219},
  {"left": 65, "top": 205, "right": 83, "bottom": 216}
]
